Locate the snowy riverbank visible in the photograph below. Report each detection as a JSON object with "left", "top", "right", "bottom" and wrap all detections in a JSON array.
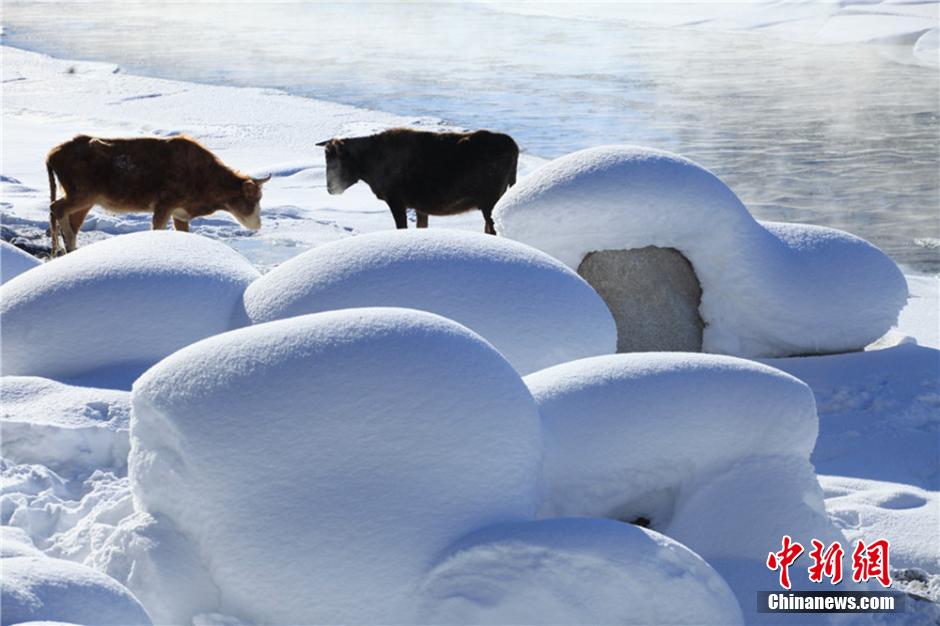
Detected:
[
  {"left": 0, "top": 45, "right": 546, "bottom": 269},
  {"left": 2, "top": 44, "right": 938, "bottom": 624}
]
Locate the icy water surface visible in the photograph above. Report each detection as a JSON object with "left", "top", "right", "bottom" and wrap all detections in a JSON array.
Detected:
[{"left": 3, "top": 1, "right": 938, "bottom": 271}]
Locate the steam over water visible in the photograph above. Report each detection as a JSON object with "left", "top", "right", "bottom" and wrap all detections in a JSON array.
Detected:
[{"left": 4, "top": 1, "right": 938, "bottom": 272}]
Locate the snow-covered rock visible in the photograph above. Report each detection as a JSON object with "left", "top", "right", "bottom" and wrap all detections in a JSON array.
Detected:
[
  {"left": 419, "top": 518, "right": 744, "bottom": 625},
  {"left": 1, "top": 241, "right": 40, "bottom": 285},
  {"left": 494, "top": 146, "right": 908, "bottom": 357},
  {"left": 1, "top": 377, "right": 130, "bottom": 474},
  {"left": 0, "top": 555, "right": 151, "bottom": 626},
  {"left": 524, "top": 353, "right": 841, "bottom": 561},
  {"left": 242, "top": 230, "right": 616, "bottom": 374},
  {"left": 0, "top": 231, "right": 259, "bottom": 388},
  {"left": 130, "top": 307, "right": 542, "bottom": 624}
]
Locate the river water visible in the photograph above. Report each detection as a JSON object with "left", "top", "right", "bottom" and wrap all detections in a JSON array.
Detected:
[{"left": 4, "top": 1, "right": 938, "bottom": 271}]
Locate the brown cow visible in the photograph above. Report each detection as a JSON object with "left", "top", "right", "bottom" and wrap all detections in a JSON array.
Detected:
[
  {"left": 317, "top": 128, "right": 518, "bottom": 234},
  {"left": 46, "top": 135, "right": 270, "bottom": 255}
]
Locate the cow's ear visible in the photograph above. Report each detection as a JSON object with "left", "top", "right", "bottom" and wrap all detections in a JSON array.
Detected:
[
  {"left": 315, "top": 139, "right": 332, "bottom": 147},
  {"left": 321, "top": 138, "right": 344, "bottom": 155},
  {"left": 242, "top": 179, "right": 262, "bottom": 200}
]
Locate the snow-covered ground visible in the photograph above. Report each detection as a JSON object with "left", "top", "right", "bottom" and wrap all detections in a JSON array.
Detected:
[{"left": 1, "top": 41, "right": 938, "bottom": 625}]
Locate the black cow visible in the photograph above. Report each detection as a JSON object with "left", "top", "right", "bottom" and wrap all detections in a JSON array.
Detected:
[{"left": 317, "top": 128, "right": 518, "bottom": 234}]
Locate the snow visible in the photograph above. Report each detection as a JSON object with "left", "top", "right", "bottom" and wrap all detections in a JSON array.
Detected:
[
  {"left": 129, "top": 308, "right": 542, "bottom": 624},
  {"left": 822, "top": 476, "right": 938, "bottom": 574},
  {"left": 0, "top": 231, "right": 259, "bottom": 388},
  {"left": 0, "top": 555, "right": 151, "bottom": 626},
  {"left": 243, "top": 230, "right": 616, "bottom": 375},
  {"left": 419, "top": 518, "right": 744, "bottom": 625},
  {"left": 495, "top": 145, "right": 909, "bottom": 358},
  {"left": 1, "top": 526, "right": 44, "bottom": 559},
  {"left": 1, "top": 377, "right": 130, "bottom": 475},
  {"left": 767, "top": 344, "right": 939, "bottom": 491},
  {"left": 524, "top": 353, "right": 839, "bottom": 558},
  {"left": 1, "top": 242, "right": 40, "bottom": 285},
  {"left": 892, "top": 274, "right": 939, "bottom": 349}
]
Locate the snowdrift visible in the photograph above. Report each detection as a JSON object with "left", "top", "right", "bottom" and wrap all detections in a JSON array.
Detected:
[
  {"left": 419, "top": 518, "right": 744, "bottom": 625},
  {"left": 0, "top": 231, "right": 259, "bottom": 387},
  {"left": 1, "top": 241, "right": 40, "bottom": 285},
  {"left": 242, "top": 230, "right": 616, "bottom": 375},
  {"left": 130, "top": 308, "right": 542, "bottom": 624},
  {"left": 1, "top": 377, "right": 130, "bottom": 473},
  {"left": 0, "top": 555, "right": 151, "bottom": 626},
  {"left": 494, "top": 146, "right": 908, "bottom": 357},
  {"left": 525, "top": 353, "right": 841, "bottom": 561},
  {"left": 1, "top": 527, "right": 44, "bottom": 559}
]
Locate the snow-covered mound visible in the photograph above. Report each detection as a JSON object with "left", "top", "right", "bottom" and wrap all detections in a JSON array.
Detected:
[
  {"left": 243, "top": 230, "right": 616, "bottom": 374},
  {"left": 494, "top": 146, "right": 908, "bottom": 358},
  {"left": 419, "top": 518, "right": 744, "bottom": 625},
  {"left": 1, "top": 377, "right": 130, "bottom": 474},
  {"left": 1, "top": 555, "right": 151, "bottom": 626},
  {"left": 1, "top": 241, "right": 40, "bottom": 285},
  {"left": 1, "top": 527, "right": 44, "bottom": 559},
  {"left": 0, "top": 231, "right": 259, "bottom": 388},
  {"left": 130, "top": 308, "right": 542, "bottom": 624},
  {"left": 525, "top": 353, "right": 841, "bottom": 562}
]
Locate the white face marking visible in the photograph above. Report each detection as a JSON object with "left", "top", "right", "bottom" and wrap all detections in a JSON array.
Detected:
[
  {"left": 326, "top": 164, "right": 342, "bottom": 195},
  {"left": 326, "top": 161, "right": 355, "bottom": 195},
  {"left": 172, "top": 208, "right": 191, "bottom": 220},
  {"left": 233, "top": 203, "right": 262, "bottom": 230}
]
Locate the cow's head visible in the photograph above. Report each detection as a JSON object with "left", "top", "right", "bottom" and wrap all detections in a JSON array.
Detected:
[
  {"left": 226, "top": 175, "right": 270, "bottom": 230},
  {"left": 317, "top": 139, "right": 358, "bottom": 195}
]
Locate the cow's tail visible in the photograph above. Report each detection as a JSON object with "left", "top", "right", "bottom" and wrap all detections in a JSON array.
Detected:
[
  {"left": 46, "top": 156, "right": 60, "bottom": 256},
  {"left": 47, "top": 158, "right": 57, "bottom": 204}
]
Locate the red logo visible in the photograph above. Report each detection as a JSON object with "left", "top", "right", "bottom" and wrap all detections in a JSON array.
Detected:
[
  {"left": 808, "top": 539, "right": 844, "bottom": 585},
  {"left": 767, "top": 535, "right": 804, "bottom": 589},
  {"left": 767, "top": 537, "right": 892, "bottom": 589},
  {"left": 851, "top": 539, "right": 892, "bottom": 588}
]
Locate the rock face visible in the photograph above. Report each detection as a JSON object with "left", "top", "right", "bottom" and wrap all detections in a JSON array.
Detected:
[{"left": 577, "top": 247, "right": 704, "bottom": 352}]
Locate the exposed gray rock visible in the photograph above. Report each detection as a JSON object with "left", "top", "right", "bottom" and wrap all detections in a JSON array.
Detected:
[{"left": 577, "top": 247, "right": 704, "bottom": 353}]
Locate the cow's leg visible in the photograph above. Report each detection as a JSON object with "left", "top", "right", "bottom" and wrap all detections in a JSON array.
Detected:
[
  {"left": 481, "top": 204, "right": 497, "bottom": 235},
  {"left": 416, "top": 212, "right": 428, "bottom": 229},
  {"left": 50, "top": 196, "right": 89, "bottom": 255},
  {"left": 151, "top": 204, "right": 172, "bottom": 231},
  {"left": 64, "top": 206, "right": 92, "bottom": 253},
  {"left": 49, "top": 207, "right": 61, "bottom": 257},
  {"left": 173, "top": 217, "right": 190, "bottom": 232},
  {"left": 387, "top": 200, "right": 408, "bottom": 230}
]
